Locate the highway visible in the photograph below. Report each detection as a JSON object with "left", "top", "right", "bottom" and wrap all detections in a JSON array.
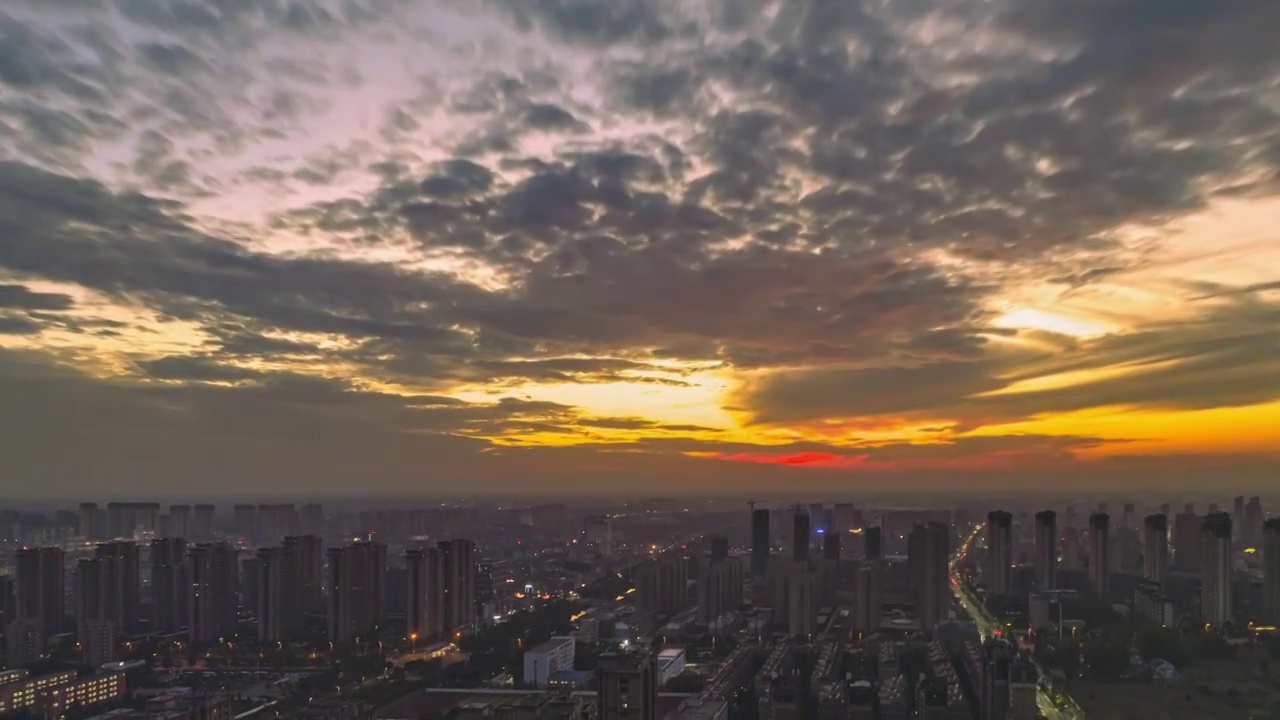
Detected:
[{"left": 950, "top": 523, "right": 1086, "bottom": 720}]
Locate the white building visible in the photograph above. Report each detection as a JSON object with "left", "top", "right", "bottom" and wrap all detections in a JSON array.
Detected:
[
  {"left": 522, "top": 635, "right": 575, "bottom": 688},
  {"left": 657, "top": 647, "right": 686, "bottom": 685}
]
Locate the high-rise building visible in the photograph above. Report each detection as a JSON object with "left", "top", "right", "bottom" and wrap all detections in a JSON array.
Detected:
[
  {"left": 585, "top": 516, "right": 613, "bottom": 555},
  {"left": 167, "top": 505, "right": 191, "bottom": 540},
  {"left": 1116, "top": 526, "right": 1142, "bottom": 575},
  {"left": 1034, "top": 511, "right": 1057, "bottom": 590},
  {"left": 909, "top": 522, "right": 950, "bottom": 628},
  {"left": 1121, "top": 503, "right": 1136, "bottom": 530},
  {"left": 697, "top": 553, "right": 743, "bottom": 626},
  {"left": 105, "top": 502, "right": 159, "bottom": 539},
  {"left": 1089, "top": 513, "right": 1110, "bottom": 598},
  {"left": 864, "top": 526, "right": 883, "bottom": 561},
  {"left": 809, "top": 503, "right": 825, "bottom": 536},
  {"left": 1200, "top": 512, "right": 1232, "bottom": 627},
  {"left": 233, "top": 505, "right": 256, "bottom": 542},
  {"left": 438, "top": 539, "right": 476, "bottom": 633},
  {"left": 1062, "top": 526, "right": 1081, "bottom": 570},
  {"left": 302, "top": 503, "right": 324, "bottom": 537},
  {"left": 1142, "top": 514, "right": 1168, "bottom": 588},
  {"left": 5, "top": 618, "right": 43, "bottom": 668},
  {"left": 751, "top": 508, "right": 770, "bottom": 578},
  {"left": 255, "top": 547, "right": 284, "bottom": 642},
  {"left": 1233, "top": 496, "right": 1245, "bottom": 538},
  {"left": 79, "top": 503, "right": 101, "bottom": 541},
  {"left": 256, "top": 537, "right": 323, "bottom": 642},
  {"left": 1264, "top": 518, "right": 1280, "bottom": 624},
  {"left": 327, "top": 541, "right": 386, "bottom": 642},
  {"left": 852, "top": 560, "right": 882, "bottom": 638},
  {"left": 256, "top": 504, "right": 301, "bottom": 544},
  {"left": 0, "top": 576, "right": 14, "bottom": 635},
  {"left": 1244, "top": 497, "right": 1263, "bottom": 550},
  {"left": 475, "top": 560, "right": 495, "bottom": 616},
  {"left": 192, "top": 504, "right": 215, "bottom": 542},
  {"left": 821, "top": 532, "right": 840, "bottom": 561},
  {"left": 94, "top": 542, "right": 140, "bottom": 635},
  {"left": 1173, "top": 506, "right": 1201, "bottom": 572},
  {"left": 14, "top": 547, "right": 65, "bottom": 637},
  {"left": 635, "top": 554, "right": 687, "bottom": 618},
  {"left": 151, "top": 537, "right": 188, "bottom": 633},
  {"left": 981, "top": 639, "right": 1012, "bottom": 720},
  {"left": 405, "top": 548, "right": 444, "bottom": 640},
  {"left": 792, "top": 512, "right": 810, "bottom": 563},
  {"left": 985, "top": 511, "right": 1013, "bottom": 597},
  {"left": 75, "top": 558, "right": 115, "bottom": 666},
  {"left": 596, "top": 652, "right": 658, "bottom": 720},
  {"left": 786, "top": 561, "right": 817, "bottom": 636},
  {"left": 834, "top": 503, "right": 855, "bottom": 534},
  {"left": 188, "top": 543, "right": 239, "bottom": 645},
  {"left": 240, "top": 556, "right": 261, "bottom": 625}
]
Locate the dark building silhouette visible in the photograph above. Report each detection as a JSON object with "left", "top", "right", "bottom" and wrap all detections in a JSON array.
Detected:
[
  {"left": 697, "top": 548, "right": 743, "bottom": 626},
  {"left": 1173, "top": 505, "right": 1200, "bottom": 572},
  {"left": 438, "top": 539, "right": 476, "bottom": 633},
  {"left": 1200, "top": 512, "right": 1232, "bottom": 626},
  {"left": 192, "top": 504, "right": 215, "bottom": 541},
  {"left": 1034, "top": 511, "right": 1057, "bottom": 590},
  {"left": 596, "top": 652, "right": 658, "bottom": 720},
  {"left": 635, "top": 554, "right": 688, "bottom": 618},
  {"left": 75, "top": 558, "right": 115, "bottom": 666},
  {"left": 167, "top": 505, "right": 191, "bottom": 539},
  {"left": 792, "top": 512, "right": 810, "bottom": 563},
  {"left": 94, "top": 542, "right": 140, "bottom": 635},
  {"left": 188, "top": 543, "right": 239, "bottom": 645},
  {"left": 822, "top": 532, "right": 840, "bottom": 561},
  {"left": 852, "top": 560, "right": 882, "bottom": 638},
  {"left": 751, "top": 508, "right": 770, "bottom": 578},
  {"left": 1264, "top": 518, "right": 1280, "bottom": 624},
  {"left": 151, "top": 537, "right": 188, "bottom": 632},
  {"left": 1142, "top": 514, "right": 1168, "bottom": 588},
  {"left": 985, "top": 511, "right": 1013, "bottom": 596},
  {"left": 864, "top": 526, "right": 883, "bottom": 561},
  {"left": 909, "top": 522, "right": 950, "bottom": 628},
  {"left": 327, "top": 541, "right": 386, "bottom": 643},
  {"left": 1089, "top": 513, "right": 1110, "bottom": 598},
  {"left": 710, "top": 536, "right": 730, "bottom": 563}
]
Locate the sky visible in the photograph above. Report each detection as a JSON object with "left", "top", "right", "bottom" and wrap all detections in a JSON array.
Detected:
[{"left": 1, "top": 0, "right": 1279, "bottom": 498}]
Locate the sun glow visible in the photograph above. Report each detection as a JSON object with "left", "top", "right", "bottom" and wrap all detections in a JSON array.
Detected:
[{"left": 991, "top": 307, "right": 1116, "bottom": 339}]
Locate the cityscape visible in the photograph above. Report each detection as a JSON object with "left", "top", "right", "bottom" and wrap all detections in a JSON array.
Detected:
[
  {"left": 0, "top": 496, "right": 1275, "bottom": 718},
  {"left": 3, "top": 0, "right": 1280, "bottom": 718}
]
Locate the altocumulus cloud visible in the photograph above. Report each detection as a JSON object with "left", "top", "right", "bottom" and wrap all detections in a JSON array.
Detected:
[{"left": 1, "top": 0, "right": 1280, "bottom": 495}]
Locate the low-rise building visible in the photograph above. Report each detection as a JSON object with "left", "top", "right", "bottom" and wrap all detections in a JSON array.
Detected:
[
  {"left": 0, "top": 670, "right": 126, "bottom": 717},
  {"left": 523, "top": 636, "right": 576, "bottom": 688},
  {"left": 656, "top": 648, "right": 686, "bottom": 685}
]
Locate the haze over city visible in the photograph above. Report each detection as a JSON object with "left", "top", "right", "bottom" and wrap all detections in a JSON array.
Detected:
[{"left": 2, "top": 0, "right": 1280, "bottom": 499}]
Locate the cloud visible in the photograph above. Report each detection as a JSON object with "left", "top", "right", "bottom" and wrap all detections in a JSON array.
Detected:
[
  {"left": 1, "top": 0, "right": 1279, "bottom": 494},
  {"left": 739, "top": 296, "right": 1280, "bottom": 426},
  {"left": 0, "top": 284, "right": 75, "bottom": 311},
  {"left": 0, "top": 316, "right": 42, "bottom": 335}
]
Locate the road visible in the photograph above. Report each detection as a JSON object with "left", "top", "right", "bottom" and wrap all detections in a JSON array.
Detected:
[{"left": 950, "top": 523, "right": 1086, "bottom": 720}]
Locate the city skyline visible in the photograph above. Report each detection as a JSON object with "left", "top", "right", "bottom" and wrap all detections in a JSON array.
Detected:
[{"left": 3, "top": 0, "right": 1280, "bottom": 497}]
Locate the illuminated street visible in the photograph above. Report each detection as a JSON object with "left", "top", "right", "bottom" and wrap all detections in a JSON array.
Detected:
[{"left": 951, "top": 523, "right": 1087, "bottom": 720}]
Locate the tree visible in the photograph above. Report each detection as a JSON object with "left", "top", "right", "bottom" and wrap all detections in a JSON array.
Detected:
[
  {"left": 1083, "top": 639, "right": 1129, "bottom": 678},
  {"left": 1136, "top": 626, "right": 1191, "bottom": 668}
]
